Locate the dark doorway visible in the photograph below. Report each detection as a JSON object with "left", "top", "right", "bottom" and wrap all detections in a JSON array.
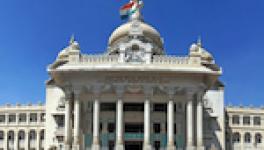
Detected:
[{"left": 125, "top": 141, "right": 143, "bottom": 150}]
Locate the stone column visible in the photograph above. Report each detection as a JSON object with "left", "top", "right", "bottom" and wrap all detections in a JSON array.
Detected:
[
  {"left": 64, "top": 93, "right": 72, "bottom": 150},
  {"left": 186, "top": 92, "right": 194, "bottom": 150},
  {"left": 144, "top": 99, "right": 152, "bottom": 150},
  {"left": 196, "top": 93, "right": 205, "bottom": 150},
  {"left": 115, "top": 85, "right": 125, "bottom": 150},
  {"left": 167, "top": 100, "right": 176, "bottom": 150},
  {"left": 91, "top": 98, "right": 100, "bottom": 150},
  {"left": 14, "top": 130, "right": 18, "bottom": 150},
  {"left": 5, "top": 113, "right": 8, "bottom": 125},
  {"left": 73, "top": 90, "right": 81, "bottom": 150},
  {"left": 25, "top": 130, "right": 29, "bottom": 150},
  {"left": 4, "top": 129, "right": 8, "bottom": 150},
  {"left": 26, "top": 112, "right": 30, "bottom": 125},
  {"left": 36, "top": 130, "right": 40, "bottom": 150},
  {"left": 143, "top": 86, "right": 153, "bottom": 150},
  {"left": 116, "top": 99, "right": 124, "bottom": 150},
  {"left": 16, "top": 113, "right": 19, "bottom": 125}
]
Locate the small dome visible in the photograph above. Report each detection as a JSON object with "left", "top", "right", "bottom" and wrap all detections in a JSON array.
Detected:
[{"left": 108, "top": 21, "right": 163, "bottom": 49}]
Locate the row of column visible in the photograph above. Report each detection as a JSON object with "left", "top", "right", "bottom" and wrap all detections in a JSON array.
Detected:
[
  {"left": 2, "top": 130, "right": 43, "bottom": 150},
  {"left": 64, "top": 92, "right": 204, "bottom": 150}
]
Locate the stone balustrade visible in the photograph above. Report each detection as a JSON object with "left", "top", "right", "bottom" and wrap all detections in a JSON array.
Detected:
[
  {"left": 79, "top": 54, "right": 196, "bottom": 66},
  {"left": 152, "top": 55, "right": 190, "bottom": 65},
  {"left": 80, "top": 54, "right": 119, "bottom": 64}
]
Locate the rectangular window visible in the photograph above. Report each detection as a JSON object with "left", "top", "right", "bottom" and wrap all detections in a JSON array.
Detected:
[
  {"left": 108, "top": 123, "right": 115, "bottom": 133},
  {"left": 19, "top": 114, "right": 27, "bottom": 122},
  {"left": 30, "top": 113, "right": 38, "bottom": 122},
  {"left": 8, "top": 114, "right": 16, "bottom": 123},
  {"left": 124, "top": 103, "right": 144, "bottom": 111},
  {"left": 0, "top": 131, "right": 3, "bottom": 140},
  {"left": 56, "top": 115, "right": 64, "bottom": 127},
  {"left": 153, "top": 103, "right": 167, "bottom": 112},
  {"left": 232, "top": 115, "right": 240, "bottom": 125},
  {"left": 101, "top": 103, "right": 116, "bottom": 111},
  {"left": 153, "top": 123, "right": 161, "bottom": 133},
  {"left": 0, "top": 115, "right": 5, "bottom": 123},
  {"left": 243, "top": 116, "right": 250, "bottom": 125},
  {"left": 154, "top": 141, "right": 160, "bottom": 150},
  {"left": 254, "top": 116, "right": 261, "bottom": 126},
  {"left": 40, "top": 113, "right": 45, "bottom": 122},
  {"left": 125, "top": 123, "right": 144, "bottom": 133}
]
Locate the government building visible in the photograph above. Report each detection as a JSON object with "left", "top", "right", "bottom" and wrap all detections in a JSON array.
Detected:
[{"left": 0, "top": 1, "right": 263, "bottom": 150}]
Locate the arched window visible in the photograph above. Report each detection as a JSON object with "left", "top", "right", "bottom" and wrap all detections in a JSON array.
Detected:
[
  {"left": 8, "top": 131, "right": 14, "bottom": 141},
  {"left": 40, "top": 130, "right": 45, "bottom": 140},
  {"left": 232, "top": 132, "right": 240, "bottom": 143},
  {"left": 255, "top": 133, "right": 262, "bottom": 144},
  {"left": 232, "top": 115, "right": 240, "bottom": 125},
  {"left": 29, "top": 130, "right": 36, "bottom": 140},
  {"left": 244, "top": 132, "right": 251, "bottom": 143},
  {"left": 0, "top": 131, "right": 4, "bottom": 140},
  {"left": 18, "top": 130, "right": 25, "bottom": 140}
]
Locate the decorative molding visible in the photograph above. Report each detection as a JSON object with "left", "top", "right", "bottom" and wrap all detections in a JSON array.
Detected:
[{"left": 105, "top": 76, "right": 170, "bottom": 84}]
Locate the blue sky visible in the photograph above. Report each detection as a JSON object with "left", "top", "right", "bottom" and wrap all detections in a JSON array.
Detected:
[{"left": 0, "top": 0, "right": 263, "bottom": 106}]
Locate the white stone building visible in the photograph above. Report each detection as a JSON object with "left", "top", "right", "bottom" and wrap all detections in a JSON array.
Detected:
[
  {"left": 0, "top": 1, "right": 262, "bottom": 150},
  {"left": 225, "top": 106, "right": 264, "bottom": 150},
  {"left": 0, "top": 104, "right": 45, "bottom": 150}
]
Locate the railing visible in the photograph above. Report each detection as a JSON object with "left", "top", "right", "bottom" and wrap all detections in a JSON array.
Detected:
[
  {"left": 80, "top": 55, "right": 119, "bottom": 64},
  {"left": 79, "top": 55, "right": 193, "bottom": 66},
  {"left": 153, "top": 55, "right": 190, "bottom": 65}
]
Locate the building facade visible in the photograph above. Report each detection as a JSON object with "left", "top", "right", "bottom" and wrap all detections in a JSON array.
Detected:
[
  {"left": 225, "top": 106, "right": 264, "bottom": 150},
  {"left": 0, "top": 1, "right": 262, "bottom": 150}
]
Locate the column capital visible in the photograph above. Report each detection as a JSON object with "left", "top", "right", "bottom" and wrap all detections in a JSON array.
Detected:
[
  {"left": 186, "top": 90, "right": 195, "bottom": 101},
  {"left": 165, "top": 86, "right": 176, "bottom": 100},
  {"left": 114, "top": 84, "right": 125, "bottom": 98},
  {"left": 197, "top": 91, "right": 205, "bottom": 104},
  {"left": 92, "top": 84, "right": 102, "bottom": 99},
  {"left": 143, "top": 85, "right": 153, "bottom": 99},
  {"left": 73, "top": 85, "right": 83, "bottom": 95},
  {"left": 63, "top": 83, "right": 73, "bottom": 94},
  {"left": 73, "top": 86, "right": 83, "bottom": 101}
]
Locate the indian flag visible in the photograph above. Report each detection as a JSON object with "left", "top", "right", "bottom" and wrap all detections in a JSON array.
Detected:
[{"left": 120, "top": 0, "right": 142, "bottom": 20}]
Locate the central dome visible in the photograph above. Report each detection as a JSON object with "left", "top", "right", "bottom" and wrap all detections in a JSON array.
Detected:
[{"left": 108, "top": 20, "right": 164, "bottom": 54}]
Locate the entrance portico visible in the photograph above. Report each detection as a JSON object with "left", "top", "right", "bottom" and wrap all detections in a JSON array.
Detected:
[{"left": 60, "top": 81, "right": 207, "bottom": 150}]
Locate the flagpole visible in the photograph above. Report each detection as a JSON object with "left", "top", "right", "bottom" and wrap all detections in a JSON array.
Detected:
[{"left": 130, "top": 0, "right": 143, "bottom": 21}]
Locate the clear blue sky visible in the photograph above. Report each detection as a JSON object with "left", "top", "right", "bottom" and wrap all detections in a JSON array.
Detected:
[{"left": 0, "top": 0, "right": 263, "bottom": 106}]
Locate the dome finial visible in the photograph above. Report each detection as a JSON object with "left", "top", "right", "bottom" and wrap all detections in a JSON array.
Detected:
[
  {"left": 69, "top": 34, "right": 75, "bottom": 45},
  {"left": 197, "top": 36, "right": 202, "bottom": 47}
]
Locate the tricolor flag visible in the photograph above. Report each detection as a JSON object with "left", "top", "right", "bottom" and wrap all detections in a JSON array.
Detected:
[{"left": 120, "top": 0, "right": 143, "bottom": 20}]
